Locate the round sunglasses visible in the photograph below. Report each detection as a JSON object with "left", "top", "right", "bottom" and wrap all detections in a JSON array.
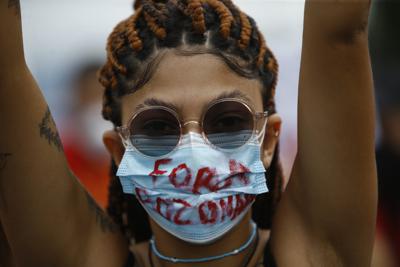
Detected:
[{"left": 116, "top": 98, "right": 269, "bottom": 157}]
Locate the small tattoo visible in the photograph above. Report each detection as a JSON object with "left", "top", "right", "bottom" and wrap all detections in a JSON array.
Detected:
[
  {"left": 38, "top": 107, "right": 63, "bottom": 152},
  {"left": 8, "top": 0, "right": 20, "bottom": 16},
  {"left": 0, "top": 153, "right": 12, "bottom": 171},
  {"left": 85, "top": 191, "right": 118, "bottom": 233}
]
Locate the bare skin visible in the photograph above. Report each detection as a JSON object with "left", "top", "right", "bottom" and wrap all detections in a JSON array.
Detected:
[{"left": 0, "top": 0, "right": 376, "bottom": 267}]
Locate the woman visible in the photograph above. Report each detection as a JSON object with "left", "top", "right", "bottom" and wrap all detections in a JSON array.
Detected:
[{"left": 0, "top": 0, "right": 376, "bottom": 266}]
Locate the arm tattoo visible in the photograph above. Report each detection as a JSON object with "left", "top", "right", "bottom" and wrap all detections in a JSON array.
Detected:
[
  {"left": 0, "top": 153, "right": 12, "bottom": 171},
  {"left": 38, "top": 107, "right": 63, "bottom": 152},
  {"left": 85, "top": 191, "right": 118, "bottom": 233},
  {"left": 8, "top": 0, "right": 20, "bottom": 16}
]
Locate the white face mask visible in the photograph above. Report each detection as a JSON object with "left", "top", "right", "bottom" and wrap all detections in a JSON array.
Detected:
[{"left": 117, "top": 132, "right": 268, "bottom": 244}]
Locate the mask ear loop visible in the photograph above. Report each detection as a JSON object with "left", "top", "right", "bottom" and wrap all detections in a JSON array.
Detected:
[
  {"left": 254, "top": 111, "right": 269, "bottom": 145},
  {"left": 116, "top": 126, "right": 132, "bottom": 148}
]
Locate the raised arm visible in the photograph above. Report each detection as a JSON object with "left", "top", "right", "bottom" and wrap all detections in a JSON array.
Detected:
[
  {"left": 0, "top": 1, "right": 127, "bottom": 266},
  {"left": 272, "top": 1, "right": 377, "bottom": 266}
]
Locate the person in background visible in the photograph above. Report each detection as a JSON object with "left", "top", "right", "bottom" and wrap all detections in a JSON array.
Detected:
[{"left": 61, "top": 62, "right": 113, "bottom": 208}]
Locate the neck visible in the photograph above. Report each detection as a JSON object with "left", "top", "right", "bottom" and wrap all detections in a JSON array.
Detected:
[{"left": 149, "top": 212, "right": 256, "bottom": 267}]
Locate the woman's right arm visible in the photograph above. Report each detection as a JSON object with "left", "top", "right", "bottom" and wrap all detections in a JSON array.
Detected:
[{"left": 0, "top": 1, "right": 128, "bottom": 266}]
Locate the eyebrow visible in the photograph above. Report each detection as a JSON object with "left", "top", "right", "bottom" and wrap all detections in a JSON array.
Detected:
[
  {"left": 135, "top": 89, "right": 254, "bottom": 112},
  {"left": 214, "top": 90, "right": 253, "bottom": 105},
  {"left": 135, "top": 98, "right": 178, "bottom": 112}
]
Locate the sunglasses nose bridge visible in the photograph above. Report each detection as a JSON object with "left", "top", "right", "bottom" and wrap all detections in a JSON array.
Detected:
[{"left": 182, "top": 120, "right": 202, "bottom": 135}]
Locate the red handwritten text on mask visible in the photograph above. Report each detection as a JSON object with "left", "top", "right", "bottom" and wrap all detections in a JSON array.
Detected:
[
  {"left": 149, "top": 159, "right": 250, "bottom": 194},
  {"left": 136, "top": 187, "right": 255, "bottom": 225},
  {"left": 137, "top": 158, "right": 255, "bottom": 225}
]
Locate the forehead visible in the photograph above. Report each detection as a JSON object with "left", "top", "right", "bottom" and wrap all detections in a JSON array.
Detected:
[{"left": 121, "top": 51, "right": 264, "bottom": 124}]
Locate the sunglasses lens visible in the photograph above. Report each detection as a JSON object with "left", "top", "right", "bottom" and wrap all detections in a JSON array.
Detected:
[
  {"left": 203, "top": 101, "right": 254, "bottom": 149},
  {"left": 130, "top": 108, "right": 180, "bottom": 156}
]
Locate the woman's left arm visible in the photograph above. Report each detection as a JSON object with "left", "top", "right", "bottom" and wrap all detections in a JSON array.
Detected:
[{"left": 272, "top": 1, "right": 376, "bottom": 266}]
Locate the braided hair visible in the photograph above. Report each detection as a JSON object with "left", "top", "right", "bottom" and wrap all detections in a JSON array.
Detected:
[{"left": 99, "top": 0, "right": 283, "bottom": 244}]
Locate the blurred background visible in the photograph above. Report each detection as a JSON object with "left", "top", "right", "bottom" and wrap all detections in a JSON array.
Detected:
[
  {"left": 369, "top": 1, "right": 400, "bottom": 266},
  {"left": 20, "top": 0, "right": 400, "bottom": 266}
]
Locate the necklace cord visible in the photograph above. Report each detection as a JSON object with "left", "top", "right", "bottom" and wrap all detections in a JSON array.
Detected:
[{"left": 150, "top": 222, "right": 258, "bottom": 264}]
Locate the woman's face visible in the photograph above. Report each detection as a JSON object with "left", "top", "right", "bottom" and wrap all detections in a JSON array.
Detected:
[{"left": 104, "top": 50, "right": 281, "bottom": 170}]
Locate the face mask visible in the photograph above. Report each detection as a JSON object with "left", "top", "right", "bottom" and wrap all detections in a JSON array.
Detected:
[{"left": 117, "top": 132, "right": 268, "bottom": 244}]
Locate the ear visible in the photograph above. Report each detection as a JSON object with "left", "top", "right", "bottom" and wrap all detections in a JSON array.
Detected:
[
  {"left": 261, "top": 114, "right": 282, "bottom": 169},
  {"left": 103, "top": 130, "right": 125, "bottom": 166}
]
